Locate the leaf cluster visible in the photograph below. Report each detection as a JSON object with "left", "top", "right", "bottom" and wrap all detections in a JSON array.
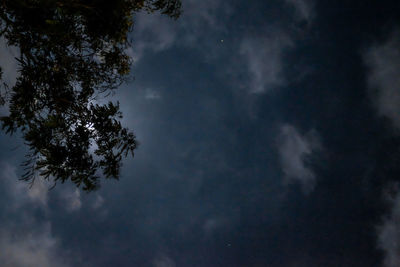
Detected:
[{"left": 0, "top": 0, "right": 181, "bottom": 191}]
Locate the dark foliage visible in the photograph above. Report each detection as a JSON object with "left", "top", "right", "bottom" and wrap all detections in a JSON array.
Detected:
[{"left": 0, "top": 0, "right": 181, "bottom": 191}]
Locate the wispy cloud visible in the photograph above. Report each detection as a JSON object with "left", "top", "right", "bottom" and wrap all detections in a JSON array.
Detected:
[
  {"left": 277, "top": 124, "right": 321, "bottom": 194},
  {"left": 0, "top": 162, "right": 71, "bottom": 267},
  {"left": 1, "top": 163, "right": 49, "bottom": 209},
  {"left": 364, "top": 28, "right": 400, "bottom": 267},
  {"left": 92, "top": 194, "right": 105, "bottom": 210},
  {"left": 60, "top": 188, "right": 82, "bottom": 212},
  {"left": 153, "top": 254, "right": 176, "bottom": 267},
  {"left": 286, "top": 0, "right": 315, "bottom": 24},
  {"left": 236, "top": 0, "right": 315, "bottom": 95},
  {"left": 377, "top": 183, "right": 400, "bottom": 267},
  {"left": 128, "top": 0, "right": 230, "bottom": 62},
  {"left": 180, "top": 0, "right": 231, "bottom": 44},
  {"left": 364, "top": 29, "right": 400, "bottom": 131},
  {"left": 239, "top": 34, "right": 293, "bottom": 94},
  {"left": 145, "top": 88, "right": 162, "bottom": 100},
  {"left": 203, "top": 217, "right": 227, "bottom": 237},
  {"left": 1, "top": 162, "right": 83, "bottom": 213},
  {"left": 129, "top": 13, "right": 177, "bottom": 62},
  {"left": 0, "top": 223, "right": 69, "bottom": 267}
]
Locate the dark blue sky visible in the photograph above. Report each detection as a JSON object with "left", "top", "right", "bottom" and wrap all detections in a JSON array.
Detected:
[{"left": 1, "top": 0, "right": 400, "bottom": 266}]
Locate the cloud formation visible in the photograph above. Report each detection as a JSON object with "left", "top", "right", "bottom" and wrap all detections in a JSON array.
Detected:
[
  {"left": 129, "top": 12, "right": 177, "bottom": 62},
  {"left": 1, "top": 163, "right": 49, "bottom": 209},
  {"left": 144, "top": 88, "right": 162, "bottom": 100},
  {"left": 240, "top": 34, "right": 293, "bottom": 93},
  {"left": 92, "top": 194, "right": 105, "bottom": 209},
  {"left": 1, "top": 162, "right": 82, "bottom": 213},
  {"left": 153, "top": 254, "right": 176, "bottom": 267},
  {"left": 237, "top": 0, "right": 314, "bottom": 94},
  {"left": 364, "top": 30, "right": 400, "bottom": 131},
  {"left": 0, "top": 223, "right": 69, "bottom": 267},
  {"left": 286, "top": 0, "right": 314, "bottom": 24},
  {"left": 128, "top": 0, "right": 230, "bottom": 62},
  {"left": 277, "top": 124, "right": 321, "bottom": 194},
  {"left": 0, "top": 162, "right": 70, "bottom": 267},
  {"left": 377, "top": 184, "right": 400, "bottom": 267},
  {"left": 60, "top": 188, "right": 82, "bottom": 212},
  {"left": 365, "top": 30, "right": 400, "bottom": 267}
]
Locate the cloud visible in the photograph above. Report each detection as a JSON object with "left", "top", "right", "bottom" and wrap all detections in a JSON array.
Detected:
[
  {"left": 129, "top": 12, "right": 177, "bottom": 62},
  {"left": 239, "top": 33, "right": 293, "bottom": 94},
  {"left": 1, "top": 162, "right": 83, "bottom": 213},
  {"left": 364, "top": 30, "right": 400, "bottom": 131},
  {"left": 0, "top": 223, "right": 69, "bottom": 267},
  {"left": 377, "top": 184, "right": 400, "bottom": 267},
  {"left": 153, "top": 254, "right": 176, "bottom": 267},
  {"left": 203, "top": 218, "right": 220, "bottom": 235},
  {"left": 180, "top": 0, "right": 230, "bottom": 42},
  {"left": 60, "top": 188, "right": 82, "bottom": 212},
  {"left": 203, "top": 217, "right": 229, "bottom": 237},
  {"left": 128, "top": 0, "right": 230, "bottom": 62},
  {"left": 145, "top": 88, "right": 162, "bottom": 100},
  {"left": 365, "top": 29, "right": 400, "bottom": 267},
  {"left": 277, "top": 124, "right": 321, "bottom": 194},
  {"left": 286, "top": 0, "right": 314, "bottom": 24},
  {"left": 0, "top": 162, "right": 71, "bottom": 267},
  {"left": 129, "top": 0, "right": 313, "bottom": 99},
  {"left": 26, "top": 179, "right": 49, "bottom": 207},
  {"left": 0, "top": 162, "right": 49, "bottom": 209},
  {"left": 183, "top": 0, "right": 224, "bottom": 28},
  {"left": 92, "top": 194, "right": 105, "bottom": 209},
  {"left": 232, "top": 0, "right": 316, "bottom": 96}
]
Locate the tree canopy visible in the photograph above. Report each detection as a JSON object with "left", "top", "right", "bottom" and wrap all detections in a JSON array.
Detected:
[{"left": 0, "top": 0, "right": 181, "bottom": 191}]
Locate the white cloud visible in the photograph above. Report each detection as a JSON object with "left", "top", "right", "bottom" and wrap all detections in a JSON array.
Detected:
[
  {"left": 1, "top": 162, "right": 83, "bottom": 213},
  {"left": 128, "top": 0, "right": 229, "bottom": 62},
  {"left": 0, "top": 162, "right": 70, "bottom": 267},
  {"left": 286, "top": 0, "right": 314, "bottom": 24},
  {"left": 60, "top": 188, "right": 82, "bottom": 212},
  {"left": 233, "top": 1, "right": 316, "bottom": 95},
  {"left": 364, "top": 30, "right": 400, "bottom": 131},
  {"left": 92, "top": 194, "right": 105, "bottom": 209},
  {"left": 145, "top": 88, "right": 162, "bottom": 100},
  {"left": 377, "top": 184, "right": 400, "bottom": 267},
  {"left": 239, "top": 34, "right": 293, "bottom": 94},
  {"left": 129, "top": 0, "right": 312, "bottom": 98},
  {"left": 203, "top": 218, "right": 219, "bottom": 234},
  {"left": 277, "top": 124, "right": 321, "bottom": 194},
  {"left": 0, "top": 223, "right": 69, "bottom": 267},
  {"left": 0, "top": 162, "right": 49, "bottom": 209},
  {"left": 180, "top": 0, "right": 229, "bottom": 42},
  {"left": 365, "top": 29, "right": 400, "bottom": 267},
  {"left": 27, "top": 179, "right": 49, "bottom": 207},
  {"left": 183, "top": 0, "right": 223, "bottom": 28},
  {"left": 153, "top": 254, "right": 176, "bottom": 267},
  {"left": 203, "top": 217, "right": 228, "bottom": 237},
  {"left": 129, "top": 12, "right": 177, "bottom": 62}
]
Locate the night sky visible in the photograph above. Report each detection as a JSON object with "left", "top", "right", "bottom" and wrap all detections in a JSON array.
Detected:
[{"left": 1, "top": 0, "right": 400, "bottom": 266}]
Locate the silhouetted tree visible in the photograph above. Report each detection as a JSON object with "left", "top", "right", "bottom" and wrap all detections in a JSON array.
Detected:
[{"left": 0, "top": 0, "right": 181, "bottom": 191}]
